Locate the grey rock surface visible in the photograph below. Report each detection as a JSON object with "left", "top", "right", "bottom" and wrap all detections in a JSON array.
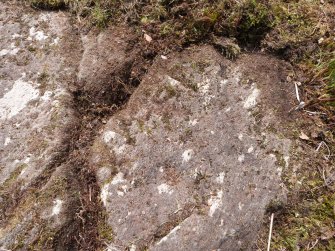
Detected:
[
  {"left": 0, "top": 2, "right": 298, "bottom": 250},
  {"left": 0, "top": 1, "right": 80, "bottom": 249},
  {"left": 92, "top": 46, "right": 293, "bottom": 250}
]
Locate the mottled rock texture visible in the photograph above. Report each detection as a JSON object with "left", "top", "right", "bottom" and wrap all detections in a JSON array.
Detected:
[
  {"left": 91, "top": 46, "right": 294, "bottom": 250},
  {"left": 1, "top": 1, "right": 297, "bottom": 250},
  {"left": 0, "top": 2, "right": 81, "bottom": 249}
]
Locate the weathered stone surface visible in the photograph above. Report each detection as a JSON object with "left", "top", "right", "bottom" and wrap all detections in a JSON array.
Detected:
[
  {"left": 0, "top": 2, "right": 80, "bottom": 249},
  {"left": 1, "top": 2, "right": 299, "bottom": 250},
  {"left": 92, "top": 46, "right": 293, "bottom": 250}
]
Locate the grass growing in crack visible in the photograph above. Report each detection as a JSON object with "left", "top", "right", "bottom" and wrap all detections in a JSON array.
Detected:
[
  {"left": 30, "top": 0, "right": 67, "bottom": 9},
  {"left": 326, "top": 59, "right": 335, "bottom": 100},
  {"left": 91, "top": 5, "right": 110, "bottom": 28}
]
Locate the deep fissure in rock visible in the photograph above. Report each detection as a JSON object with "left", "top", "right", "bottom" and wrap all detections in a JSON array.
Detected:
[{"left": 51, "top": 55, "right": 151, "bottom": 250}]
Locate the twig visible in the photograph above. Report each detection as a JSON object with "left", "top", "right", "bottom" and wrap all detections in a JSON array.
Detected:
[
  {"left": 307, "top": 239, "right": 319, "bottom": 250},
  {"left": 288, "top": 101, "right": 305, "bottom": 113},
  {"left": 316, "top": 141, "right": 331, "bottom": 160},
  {"left": 89, "top": 186, "right": 92, "bottom": 202},
  {"left": 304, "top": 110, "right": 327, "bottom": 115},
  {"left": 294, "top": 82, "right": 300, "bottom": 102},
  {"left": 267, "top": 213, "right": 274, "bottom": 251}
]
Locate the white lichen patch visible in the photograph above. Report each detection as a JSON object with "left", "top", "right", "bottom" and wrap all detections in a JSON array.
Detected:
[
  {"left": 238, "top": 154, "right": 245, "bottom": 163},
  {"left": 165, "top": 75, "right": 180, "bottom": 86},
  {"left": 284, "top": 156, "right": 290, "bottom": 168},
  {"left": 20, "top": 167, "right": 27, "bottom": 176},
  {"left": 198, "top": 78, "right": 211, "bottom": 95},
  {"left": 111, "top": 172, "right": 126, "bottom": 185},
  {"left": 103, "top": 130, "right": 127, "bottom": 155},
  {"left": 105, "top": 243, "right": 122, "bottom": 251},
  {"left": 51, "top": 199, "right": 63, "bottom": 216},
  {"left": 0, "top": 42, "right": 20, "bottom": 56},
  {"left": 28, "top": 27, "right": 48, "bottom": 41},
  {"left": 220, "top": 79, "right": 228, "bottom": 86},
  {"left": 39, "top": 13, "right": 50, "bottom": 22},
  {"left": 12, "top": 33, "right": 22, "bottom": 39},
  {"left": 96, "top": 167, "right": 112, "bottom": 183},
  {"left": 216, "top": 172, "right": 225, "bottom": 184},
  {"left": 103, "top": 131, "right": 116, "bottom": 143},
  {"left": 129, "top": 244, "right": 137, "bottom": 251},
  {"left": 0, "top": 47, "right": 19, "bottom": 56},
  {"left": 248, "top": 146, "right": 254, "bottom": 153},
  {"left": 182, "top": 149, "right": 194, "bottom": 163},
  {"left": 51, "top": 37, "right": 60, "bottom": 45},
  {"left": 208, "top": 190, "right": 223, "bottom": 217},
  {"left": 4, "top": 137, "right": 11, "bottom": 146},
  {"left": 0, "top": 78, "right": 39, "bottom": 120},
  {"left": 117, "top": 190, "right": 125, "bottom": 197},
  {"left": 203, "top": 94, "right": 215, "bottom": 107},
  {"left": 0, "top": 49, "right": 9, "bottom": 56},
  {"left": 238, "top": 202, "right": 244, "bottom": 211},
  {"left": 40, "top": 91, "right": 53, "bottom": 101},
  {"left": 243, "top": 87, "right": 260, "bottom": 109},
  {"left": 114, "top": 144, "right": 126, "bottom": 155},
  {"left": 24, "top": 156, "right": 31, "bottom": 164},
  {"left": 157, "top": 183, "right": 174, "bottom": 195},
  {"left": 101, "top": 183, "right": 111, "bottom": 207},
  {"left": 156, "top": 225, "right": 181, "bottom": 245},
  {"left": 276, "top": 166, "right": 283, "bottom": 176},
  {"left": 189, "top": 119, "right": 198, "bottom": 126}
]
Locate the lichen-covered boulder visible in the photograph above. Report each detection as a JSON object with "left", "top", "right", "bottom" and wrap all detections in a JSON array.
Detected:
[
  {"left": 92, "top": 46, "right": 293, "bottom": 250},
  {"left": 0, "top": 2, "right": 80, "bottom": 249}
]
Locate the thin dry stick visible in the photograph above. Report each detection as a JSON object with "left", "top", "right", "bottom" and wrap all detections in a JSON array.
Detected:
[
  {"left": 295, "top": 82, "right": 300, "bottom": 102},
  {"left": 89, "top": 186, "right": 92, "bottom": 202},
  {"left": 267, "top": 213, "right": 274, "bottom": 251}
]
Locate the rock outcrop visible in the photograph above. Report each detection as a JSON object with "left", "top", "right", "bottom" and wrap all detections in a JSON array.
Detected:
[
  {"left": 1, "top": 1, "right": 297, "bottom": 250},
  {"left": 0, "top": 2, "right": 81, "bottom": 249},
  {"left": 91, "top": 46, "right": 293, "bottom": 250}
]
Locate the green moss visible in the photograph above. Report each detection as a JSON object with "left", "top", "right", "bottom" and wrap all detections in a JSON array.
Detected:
[
  {"left": 161, "top": 112, "right": 172, "bottom": 130},
  {"left": 165, "top": 84, "right": 177, "bottom": 98},
  {"left": 179, "top": 128, "right": 192, "bottom": 143},
  {"left": 30, "top": 0, "right": 67, "bottom": 10},
  {"left": 326, "top": 59, "right": 335, "bottom": 95},
  {"left": 91, "top": 6, "right": 110, "bottom": 28},
  {"left": 38, "top": 176, "right": 68, "bottom": 203},
  {"left": 137, "top": 120, "right": 145, "bottom": 132},
  {"left": 34, "top": 228, "right": 56, "bottom": 249},
  {"left": 160, "top": 23, "right": 174, "bottom": 36},
  {"left": 27, "top": 45, "right": 37, "bottom": 52},
  {"left": 0, "top": 163, "right": 27, "bottom": 191},
  {"left": 272, "top": 192, "right": 335, "bottom": 250},
  {"left": 97, "top": 211, "right": 114, "bottom": 242}
]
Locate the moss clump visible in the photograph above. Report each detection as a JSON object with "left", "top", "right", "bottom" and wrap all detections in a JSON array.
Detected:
[
  {"left": 30, "top": 0, "right": 67, "bottom": 10},
  {"left": 272, "top": 194, "right": 335, "bottom": 250},
  {"left": 97, "top": 211, "right": 114, "bottom": 242},
  {"left": 235, "top": 0, "right": 273, "bottom": 45},
  {"left": 91, "top": 5, "right": 110, "bottom": 28},
  {"left": 0, "top": 163, "right": 27, "bottom": 191},
  {"left": 326, "top": 59, "right": 335, "bottom": 97},
  {"left": 165, "top": 84, "right": 177, "bottom": 98}
]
